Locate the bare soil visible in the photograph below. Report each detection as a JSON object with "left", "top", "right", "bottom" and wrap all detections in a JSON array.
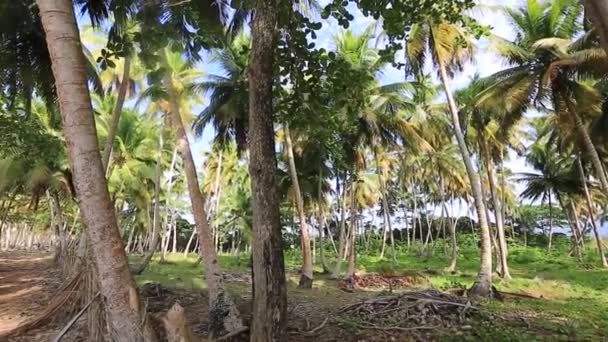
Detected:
[{"left": 0, "top": 251, "right": 62, "bottom": 341}]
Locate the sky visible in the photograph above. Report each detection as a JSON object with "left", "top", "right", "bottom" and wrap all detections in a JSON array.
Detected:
[
  {"left": 78, "top": 0, "right": 598, "bottom": 233},
  {"left": 190, "top": 0, "right": 536, "bottom": 192}
]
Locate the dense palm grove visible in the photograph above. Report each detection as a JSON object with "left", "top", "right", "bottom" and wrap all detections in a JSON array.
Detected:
[{"left": 1, "top": 0, "right": 608, "bottom": 340}]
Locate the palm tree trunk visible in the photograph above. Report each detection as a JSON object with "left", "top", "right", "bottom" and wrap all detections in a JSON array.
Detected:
[
  {"left": 548, "top": 196, "right": 553, "bottom": 250},
  {"left": 284, "top": 123, "right": 314, "bottom": 288},
  {"left": 331, "top": 176, "right": 348, "bottom": 279},
  {"left": 212, "top": 149, "right": 223, "bottom": 253},
  {"left": 171, "top": 218, "right": 177, "bottom": 253},
  {"left": 36, "top": 1, "right": 155, "bottom": 340},
  {"left": 438, "top": 60, "right": 493, "bottom": 297},
  {"left": 317, "top": 171, "right": 331, "bottom": 274},
  {"left": 346, "top": 183, "right": 358, "bottom": 280},
  {"left": 557, "top": 194, "right": 581, "bottom": 258},
  {"left": 160, "top": 145, "right": 179, "bottom": 263},
  {"left": 570, "top": 201, "right": 584, "bottom": 258},
  {"left": 132, "top": 133, "right": 163, "bottom": 275},
  {"left": 403, "top": 201, "right": 411, "bottom": 247},
  {"left": 183, "top": 229, "right": 197, "bottom": 258},
  {"left": 248, "top": 0, "right": 287, "bottom": 338},
  {"left": 576, "top": 156, "right": 608, "bottom": 267},
  {"left": 162, "top": 56, "right": 243, "bottom": 336},
  {"left": 481, "top": 141, "right": 511, "bottom": 279},
  {"left": 101, "top": 56, "right": 131, "bottom": 173},
  {"left": 568, "top": 100, "right": 608, "bottom": 193}
]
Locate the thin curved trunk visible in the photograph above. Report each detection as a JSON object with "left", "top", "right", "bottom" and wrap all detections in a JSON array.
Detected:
[
  {"left": 249, "top": 1, "right": 287, "bottom": 338},
  {"left": 284, "top": 123, "right": 314, "bottom": 288},
  {"left": 183, "top": 229, "right": 197, "bottom": 258},
  {"left": 569, "top": 201, "right": 583, "bottom": 260},
  {"left": 557, "top": 194, "right": 581, "bottom": 259},
  {"left": 163, "top": 56, "right": 243, "bottom": 336},
  {"left": 132, "top": 133, "right": 163, "bottom": 275},
  {"left": 36, "top": 1, "right": 155, "bottom": 340},
  {"left": 481, "top": 141, "right": 511, "bottom": 279},
  {"left": 101, "top": 56, "right": 131, "bottom": 174},
  {"left": 568, "top": 99, "right": 608, "bottom": 194},
  {"left": 576, "top": 156, "right": 608, "bottom": 267},
  {"left": 437, "top": 59, "right": 492, "bottom": 297}
]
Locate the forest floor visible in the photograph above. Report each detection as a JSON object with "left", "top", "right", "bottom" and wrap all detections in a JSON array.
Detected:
[
  {"left": 0, "top": 251, "right": 62, "bottom": 341},
  {"left": 1, "top": 243, "right": 608, "bottom": 341}
]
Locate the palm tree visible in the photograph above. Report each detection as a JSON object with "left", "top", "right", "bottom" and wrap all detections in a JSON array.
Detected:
[
  {"left": 485, "top": 0, "right": 608, "bottom": 194},
  {"left": 330, "top": 26, "right": 429, "bottom": 271},
  {"left": 517, "top": 142, "right": 578, "bottom": 250},
  {"left": 145, "top": 47, "right": 244, "bottom": 336},
  {"left": 282, "top": 123, "right": 315, "bottom": 287},
  {"left": 405, "top": 18, "right": 494, "bottom": 297},
  {"left": 575, "top": 154, "right": 608, "bottom": 267},
  {"left": 192, "top": 31, "right": 250, "bottom": 152},
  {"left": 457, "top": 76, "right": 527, "bottom": 279},
  {"left": 35, "top": 1, "right": 154, "bottom": 339}
]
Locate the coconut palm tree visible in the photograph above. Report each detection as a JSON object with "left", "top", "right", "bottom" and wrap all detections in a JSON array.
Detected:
[
  {"left": 192, "top": 31, "right": 250, "bottom": 152},
  {"left": 517, "top": 141, "right": 578, "bottom": 250},
  {"left": 142, "top": 46, "right": 244, "bottom": 336},
  {"left": 332, "top": 26, "right": 430, "bottom": 268},
  {"left": 405, "top": 17, "right": 495, "bottom": 296},
  {"left": 485, "top": 0, "right": 608, "bottom": 195},
  {"left": 35, "top": 1, "right": 155, "bottom": 339}
]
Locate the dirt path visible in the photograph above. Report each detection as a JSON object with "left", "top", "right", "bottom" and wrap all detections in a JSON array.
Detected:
[{"left": 0, "top": 251, "right": 60, "bottom": 340}]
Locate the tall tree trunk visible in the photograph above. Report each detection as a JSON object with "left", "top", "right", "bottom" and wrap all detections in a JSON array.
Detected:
[
  {"left": 212, "top": 149, "right": 223, "bottom": 253},
  {"left": 557, "top": 194, "right": 580, "bottom": 258},
  {"left": 568, "top": 99, "right": 608, "bottom": 193},
  {"left": 160, "top": 145, "right": 179, "bottom": 263},
  {"left": 36, "top": 1, "right": 156, "bottom": 340},
  {"left": 248, "top": 0, "right": 287, "bottom": 339},
  {"left": 183, "top": 229, "right": 197, "bottom": 258},
  {"left": 437, "top": 59, "right": 492, "bottom": 297},
  {"left": 162, "top": 56, "right": 243, "bottom": 336},
  {"left": 317, "top": 170, "right": 331, "bottom": 274},
  {"left": 403, "top": 202, "right": 411, "bottom": 247},
  {"left": 548, "top": 196, "right": 553, "bottom": 250},
  {"left": 171, "top": 218, "right": 177, "bottom": 253},
  {"left": 569, "top": 201, "right": 584, "bottom": 259},
  {"left": 481, "top": 141, "right": 511, "bottom": 280},
  {"left": 101, "top": 57, "right": 131, "bottom": 173},
  {"left": 346, "top": 182, "right": 358, "bottom": 280},
  {"left": 576, "top": 156, "right": 608, "bottom": 267},
  {"left": 331, "top": 176, "right": 348, "bottom": 279},
  {"left": 132, "top": 133, "right": 163, "bottom": 275},
  {"left": 284, "top": 124, "right": 314, "bottom": 288}
]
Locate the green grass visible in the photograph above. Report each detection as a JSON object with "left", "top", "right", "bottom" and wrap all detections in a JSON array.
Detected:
[{"left": 131, "top": 242, "right": 608, "bottom": 340}]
